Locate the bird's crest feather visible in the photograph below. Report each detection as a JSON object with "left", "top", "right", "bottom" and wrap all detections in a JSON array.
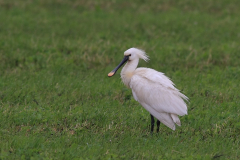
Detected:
[{"left": 125, "top": 48, "right": 149, "bottom": 62}]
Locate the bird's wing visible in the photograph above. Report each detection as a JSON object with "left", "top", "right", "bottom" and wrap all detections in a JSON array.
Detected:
[
  {"left": 134, "top": 68, "right": 178, "bottom": 91},
  {"left": 130, "top": 68, "right": 188, "bottom": 116}
]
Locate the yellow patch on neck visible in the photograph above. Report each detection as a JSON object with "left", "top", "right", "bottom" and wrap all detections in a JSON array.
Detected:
[{"left": 125, "top": 72, "right": 133, "bottom": 78}]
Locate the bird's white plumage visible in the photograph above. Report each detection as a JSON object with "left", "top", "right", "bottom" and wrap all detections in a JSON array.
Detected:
[
  {"left": 124, "top": 48, "right": 149, "bottom": 62},
  {"left": 130, "top": 68, "right": 188, "bottom": 115},
  {"left": 120, "top": 48, "right": 188, "bottom": 130}
]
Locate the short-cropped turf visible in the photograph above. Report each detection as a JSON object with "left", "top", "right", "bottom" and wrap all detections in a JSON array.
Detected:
[{"left": 0, "top": 0, "right": 240, "bottom": 159}]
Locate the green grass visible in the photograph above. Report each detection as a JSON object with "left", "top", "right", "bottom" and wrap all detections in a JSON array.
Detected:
[{"left": 1, "top": 0, "right": 240, "bottom": 159}]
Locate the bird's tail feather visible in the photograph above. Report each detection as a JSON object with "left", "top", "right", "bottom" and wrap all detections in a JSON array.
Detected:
[
  {"left": 170, "top": 114, "right": 181, "bottom": 126},
  {"left": 142, "top": 103, "right": 181, "bottom": 130},
  {"left": 154, "top": 112, "right": 176, "bottom": 130}
]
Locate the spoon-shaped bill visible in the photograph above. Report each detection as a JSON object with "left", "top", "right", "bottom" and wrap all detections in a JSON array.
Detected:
[{"left": 108, "top": 56, "right": 129, "bottom": 77}]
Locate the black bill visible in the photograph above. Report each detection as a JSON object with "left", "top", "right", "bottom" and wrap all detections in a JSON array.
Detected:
[{"left": 108, "top": 55, "right": 129, "bottom": 77}]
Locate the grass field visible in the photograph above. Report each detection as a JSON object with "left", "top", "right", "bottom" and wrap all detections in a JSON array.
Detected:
[{"left": 0, "top": 0, "right": 240, "bottom": 159}]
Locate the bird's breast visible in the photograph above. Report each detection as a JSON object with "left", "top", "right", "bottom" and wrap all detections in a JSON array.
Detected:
[{"left": 120, "top": 72, "right": 133, "bottom": 88}]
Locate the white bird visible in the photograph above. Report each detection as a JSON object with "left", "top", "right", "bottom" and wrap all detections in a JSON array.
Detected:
[{"left": 108, "top": 48, "right": 188, "bottom": 132}]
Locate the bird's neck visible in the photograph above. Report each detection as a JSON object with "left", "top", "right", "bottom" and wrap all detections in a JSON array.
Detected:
[{"left": 120, "top": 59, "right": 139, "bottom": 87}]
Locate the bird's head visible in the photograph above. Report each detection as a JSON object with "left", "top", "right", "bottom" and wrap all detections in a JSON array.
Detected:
[
  {"left": 124, "top": 48, "right": 149, "bottom": 62},
  {"left": 108, "top": 48, "right": 149, "bottom": 77}
]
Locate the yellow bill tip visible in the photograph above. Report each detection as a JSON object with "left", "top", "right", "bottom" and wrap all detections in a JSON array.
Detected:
[{"left": 108, "top": 72, "right": 115, "bottom": 77}]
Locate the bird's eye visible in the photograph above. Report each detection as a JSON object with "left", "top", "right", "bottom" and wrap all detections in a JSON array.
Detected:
[{"left": 129, "top": 54, "right": 131, "bottom": 56}]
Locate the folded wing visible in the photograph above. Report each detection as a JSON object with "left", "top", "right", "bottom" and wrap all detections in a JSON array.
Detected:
[{"left": 130, "top": 68, "right": 188, "bottom": 129}]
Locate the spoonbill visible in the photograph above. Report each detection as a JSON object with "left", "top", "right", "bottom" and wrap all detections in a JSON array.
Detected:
[{"left": 108, "top": 48, "right": 188, "bottom": 132}]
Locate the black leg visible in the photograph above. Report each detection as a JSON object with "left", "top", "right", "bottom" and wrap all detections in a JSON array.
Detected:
[
  {"left": 151, "top": 114, "right": 155, "bottom": 133},
  {"left": 156, "top": 120, "right": 161, "bottom": 133}
]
